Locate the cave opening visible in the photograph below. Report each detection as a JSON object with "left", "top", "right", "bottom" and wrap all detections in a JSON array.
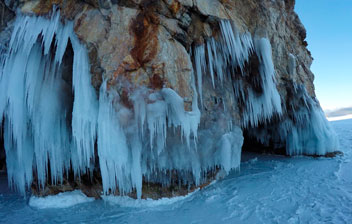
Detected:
[{"left": 241, "top": 128, "right": 287, "bottom": 156}]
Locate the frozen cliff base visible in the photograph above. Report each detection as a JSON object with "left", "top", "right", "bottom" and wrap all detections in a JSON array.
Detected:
[
  {"left": 0, "top": 119, "right": 350, "bottom": 223},
  {"left": 0, "top": 0, "right": 339, "bottom": 198}
]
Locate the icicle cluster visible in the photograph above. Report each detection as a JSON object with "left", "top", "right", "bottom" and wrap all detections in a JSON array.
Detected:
[
  {"left": 0, "top": 12, "right": 244, "bottom": 198},
  {"left": 97, "top": 82, "right": 243, "bottom": 198},
  {"left": 239, "top": 37, "right": 282, "bottom": 127},
  {"left": 0, "top": 10, "right": 98, "bottom": 194},
  {"left": 0, "top": 10, "right": 97, "bottom": 193},
  {"left": 193, "top": 20, "right": 282, "bottom": 128},
  {"left": 192, "top": 20, "right": 337, "bottom": 156},
  {"left": 248, "top": 84, "right": 338, "bottom": 155}
]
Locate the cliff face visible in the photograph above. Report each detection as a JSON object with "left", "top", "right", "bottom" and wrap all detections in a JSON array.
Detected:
[
  {"left": 0, "top": 0, "right": 338, "bottom": 198},
  {"left": 6, "top": 0, "right": 314, "bottom": 100}
]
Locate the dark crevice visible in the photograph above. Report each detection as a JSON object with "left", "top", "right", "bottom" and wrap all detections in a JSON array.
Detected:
[
  {"left": 61, "top": 39, "right": 75, "bottom": 130},
  {"left": 0, "top": 0, "right": 15, "bottom": 32},
  {"left": 0, "top": 119, "right": 5, "bottom": 172},
  {"left": 242, "top": 131, "right": 286, "bottom": 156}
]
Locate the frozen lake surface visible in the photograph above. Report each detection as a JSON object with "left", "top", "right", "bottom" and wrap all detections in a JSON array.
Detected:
[{"left": 1, "top": 119, "right": 351, "bottom": 223}]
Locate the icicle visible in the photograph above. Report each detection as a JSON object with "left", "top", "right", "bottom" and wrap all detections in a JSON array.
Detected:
[
  {"left": 209, "top": 38, "right": 224, "bottom": 83},
  {"left": 146, "top": 95, "right": 167, "bottom": 154},
  {"left": 97, "top": 82, "right": 132, "bottom": 196},
  {"left": 3, "top": 119, "right": 34, "bottom": 195},
  {"left": 194, "top": 45, "right": 206, "bottom": 108},
  {"left": 71, "top": 32, "right": 99, "bottom": 173},
  {"left": 206, "top": 40, "right": 215, "bottom": 88}
]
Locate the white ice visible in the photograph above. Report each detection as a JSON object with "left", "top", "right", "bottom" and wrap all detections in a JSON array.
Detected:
[{"left": 29, "top": 190, "right": 95, "bottom": 209}]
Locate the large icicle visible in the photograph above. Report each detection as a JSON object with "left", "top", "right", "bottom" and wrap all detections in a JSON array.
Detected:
[
  {"left": 194, "top": 45, "right": 206, "bottom": 108},
  {"left": 97, "top": 82, "right": 133, "bottom": 196},
  {"left": 71, "top": 34, "right": 99, "bottom": 173}
]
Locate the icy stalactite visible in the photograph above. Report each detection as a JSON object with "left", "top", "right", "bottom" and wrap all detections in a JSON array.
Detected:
[
  {"left": 71, "top": 34, "right": 99, "bottom": 174},
  {"left": 0, "top": 10, "right": 98, "bottom": 193},
  {"left": 194, "top": 45, "right": 206, "bottom": 108},
  {"left": 3, "top": 121, "right": 34, "bottom": 195},
  {"left": 97, "top": 82, "right": 133, "bottom": 197}
]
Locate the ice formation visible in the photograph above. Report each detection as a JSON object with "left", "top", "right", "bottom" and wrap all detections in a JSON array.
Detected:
[
  {"left": 193, "top": 20, "right": 282, "bottom": 128},
  {"left": 0, "top": 10, "right": 98, "bottom": 194},
  {"left": 97, "top": 81, "right": 243, "bottom": 197},
  {"left": 247, "top": 84, "right": 338, "bottom": 155},
  {"left": 240, "top": 37, "right": 282, "bottom": 128},
  {"left": 0, "top": 11, "right": 245, "bottom": 198},
  {"left": 0, "top": 8, "right": 339, "bottom": 198},
  {"left": 192, "top": 20, "right": 336, "bottom": 156}
]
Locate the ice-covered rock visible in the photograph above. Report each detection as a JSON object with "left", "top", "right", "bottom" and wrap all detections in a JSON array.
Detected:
[{"left": 0, "top": 0, "right": 339, "bottom": 198}]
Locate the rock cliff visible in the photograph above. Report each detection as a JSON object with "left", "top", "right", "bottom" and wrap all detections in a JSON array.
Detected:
[{"left": 0, "top": 0, "right": 338, "bottom": 198}]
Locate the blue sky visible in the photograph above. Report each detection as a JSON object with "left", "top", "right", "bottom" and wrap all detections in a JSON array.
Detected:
[{"left": 295, "top": 0, "right": 352, "bottom": 110}]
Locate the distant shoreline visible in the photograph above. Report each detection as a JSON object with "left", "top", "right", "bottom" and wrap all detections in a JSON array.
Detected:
[{"left": 327, "top": 114, "right": 352, "bottom": 121}]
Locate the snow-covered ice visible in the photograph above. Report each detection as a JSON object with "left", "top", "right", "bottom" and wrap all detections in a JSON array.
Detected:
[
  {"left": 29, "top": 190, "right": 95, "bottom": 209},
  {"left": 102, "top": 190, "right": 199, "bottom": 208}
]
